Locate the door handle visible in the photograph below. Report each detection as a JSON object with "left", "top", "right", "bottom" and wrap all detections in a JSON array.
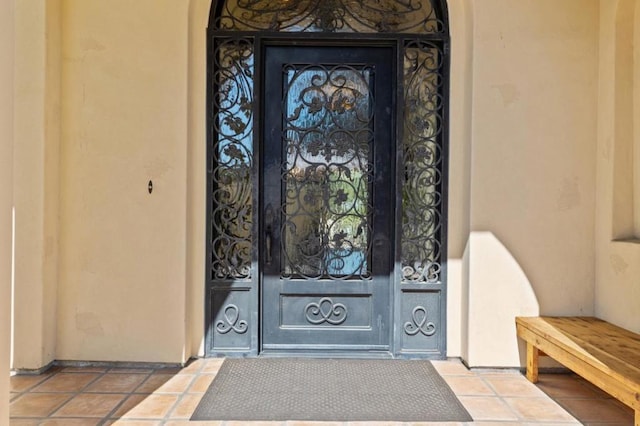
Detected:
[{"left": 265, "top": 226, "right": 272, "bottom": 266}]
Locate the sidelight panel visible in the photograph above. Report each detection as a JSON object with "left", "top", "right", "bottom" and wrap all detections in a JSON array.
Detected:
[
  {"left": 209, "top": 38, "right": 255, "bottom": 281},
  {"left": 401, "top": 41, "right": 445, "bottom": 285}
]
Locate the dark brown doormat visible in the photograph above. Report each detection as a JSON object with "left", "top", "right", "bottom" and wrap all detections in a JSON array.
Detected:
[{"left": 191, "top": 358, "right": 472, "bottom": 422}]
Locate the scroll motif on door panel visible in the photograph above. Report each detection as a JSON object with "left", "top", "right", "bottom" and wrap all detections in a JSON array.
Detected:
[
  {"left": 279, "top": 294, "right": 372, "bottom": 329},
  {"left": 400, "top": 291, "right": 441, "bottom": 353},
  {"left": 209, "top": 288, "right": 252, "bottom": 351}
]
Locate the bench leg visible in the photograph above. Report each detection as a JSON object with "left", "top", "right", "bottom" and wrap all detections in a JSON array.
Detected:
[
  {"left": 635, "top": 409, "right": 639, "bottom": 426},
  {"left": 526, "top": 342, "right": 539, "bottom": 383}
]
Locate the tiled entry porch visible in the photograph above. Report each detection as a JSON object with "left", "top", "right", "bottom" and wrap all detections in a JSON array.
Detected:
[{"left": 9, "top": 359, "right": 635, "bottom": 425}]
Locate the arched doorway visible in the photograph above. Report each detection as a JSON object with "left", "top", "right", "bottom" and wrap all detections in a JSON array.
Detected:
[{"left": 205, "top": 0, "right": 450, "bottom": 358}]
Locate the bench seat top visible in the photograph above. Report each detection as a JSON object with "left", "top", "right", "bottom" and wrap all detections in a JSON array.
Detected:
[{"left": 516, "top": 316, "right": 640, "bottom": 392}]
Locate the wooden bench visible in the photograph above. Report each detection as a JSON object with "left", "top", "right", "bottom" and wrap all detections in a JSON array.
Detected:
[{"left": 516, "top": 316, "right": 640, "bottom": 426}]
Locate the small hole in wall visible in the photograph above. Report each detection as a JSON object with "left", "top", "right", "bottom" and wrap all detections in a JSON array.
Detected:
[{"left": 148, "top": 180, "right": 153, "bottom": 194}]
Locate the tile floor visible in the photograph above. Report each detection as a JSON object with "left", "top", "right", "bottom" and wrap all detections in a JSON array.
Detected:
[{"left": 8, "top": 358, "right": 635, "bottom": 425}]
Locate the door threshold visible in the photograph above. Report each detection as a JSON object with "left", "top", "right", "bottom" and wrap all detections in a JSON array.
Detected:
[{"left": 258, "top": 350, "right": 394, "bottom": 359}]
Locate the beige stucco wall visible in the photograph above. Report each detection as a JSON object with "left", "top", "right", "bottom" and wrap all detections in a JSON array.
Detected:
[
  {"left": 12, "top": 0, "right": 61, "bottom": 370},
  {"left": 57, "top": 0, "right": 191, "bottom": 363},
  {"left": 457, "top": 0, "right": 599, "bottom": 366},
  {"left": 2, "top": 0, "right": 15, "bottom": 421},
  {"left": 595, "top": 0, "right": 640, "bottom": 333},
  {"left": 187, "top": 0, "right": 210, "bottom": 360},
  {"left": 446, "top": 0, "right": 473, "bottom": 359},
  {"left": 9, "top": 0, "right": 607, "bottom": 367}
]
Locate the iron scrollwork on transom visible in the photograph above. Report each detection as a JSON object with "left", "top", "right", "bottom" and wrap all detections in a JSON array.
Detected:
[
  {"left": 281, "top": 64, "right": 374, "bottom": 280},
  {"left": 214, "top": 0, "right": 446, "bottom": 34},
  {"left": 401, "top": 40, "right": 445, "bottom": 285},
  {"left": 216, "top": 304, "right": 249, "bottom": 334},
  {"left": 305, "top": 297, "right": 348, "bottom": 325},
  {"left": 404, "top": 306, "right": 436, "bottom": 336}
]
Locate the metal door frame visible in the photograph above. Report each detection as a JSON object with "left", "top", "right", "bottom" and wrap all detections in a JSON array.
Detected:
[{"left": 205, "top": 2, "right": 450, "bottom": 358}]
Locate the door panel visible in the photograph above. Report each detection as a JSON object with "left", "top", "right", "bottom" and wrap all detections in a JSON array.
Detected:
[{"left": 262, "top": 46, "right": 394, "bottom": 352}]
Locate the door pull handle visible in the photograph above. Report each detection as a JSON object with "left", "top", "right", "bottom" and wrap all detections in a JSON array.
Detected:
[{"left": 265, "top": 227, "right": 272, "bottom": 265}]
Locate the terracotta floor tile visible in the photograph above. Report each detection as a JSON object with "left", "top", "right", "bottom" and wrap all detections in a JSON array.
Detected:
[
  {"left": 535, "top": 373, "right": 606, "bottom": 398},
  {"left": 39, "top": 419, "right": 101, "bottom": 425},
  {"left": 10, "top": 393, "right": 73, "bottom": 417},
  {"left": 504, "top": 397, "right": 577, "bottom": 422},
  {"left": 179, "top": 358, "right": 206, "bottom": 374},
  {"left": 408, "top": 423, "right": 464, "bottom": 426},
  {"left": 60, "top": 367, "right": 109, "bottom": 373},
  {"left": 571, "top": 376, "right": 614, "bottom": 398},
  {"left": 442, "top": 376, "right": 495, "bottom": 396},
  {"left": 111, "top": 393, "right": 152, "bottom": 418},
  {"left": 155, "top": 374, "right": 195, "bottom": 393},
  {"left": 119, "top": 394, "right": 179, "bottom": 419},
  {"left": 188, "top": 374, "right": 215, "bottom": 393},
  {"left": 7, "top": 360, "right": 634, "bottom": 425},
  {"left": 201, "top": 358, "right": 225, "bottom": 373},
  {"left": 109, "top": 368, "right": 154, "bottom": 374},
  {"left": 10, "top": 374, "right": 51, "bottom": 392},
  {"left": 579, "top": 423, "right": 635, "bottom": 426},
  {"left": 457, "top": 396, "right": 518, "bottom": 421},
  {"left": 155, "top": 367, "right": 182, "bottom": 374},
  {"left": 286, "top": 422, "right": 345, "bottom": 426},
  {"left": 7, "top": 419, "right": 41, "bottom": 425},
  {"left": 52, "top": 393, "right": 127, "bottom": 418},
  {"left": 168, "top": 394, "right": 202, "bottom": 418},
  {"left": 134, "top": 374, "right": 173, "bottom": 393},
  {"left": 85, "top": 373, "right": 148, "bottom": 393},
  {"left": 522, "top": 423, "right": 581, "bottom": 426},
  {"left": 484, "top": 375, "right": 546, "bottom": 397},
  {"left": 470, "top": 423, "right": 531, "bottom": 426},
  {"left": 555, "top": 397, "right": 635, "bottom": 423},
  {"left": 31, "top": 373, "right": 100, "bottom": 393},
  {"left": 430, "top": 360, "right": 473, "bottom": 376},
  {"left": 345, "top": 422, "right": 403, "bottom": 426}
]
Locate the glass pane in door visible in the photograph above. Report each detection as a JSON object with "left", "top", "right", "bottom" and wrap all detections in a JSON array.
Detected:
[{"left": 281, "top": 66, "right": 374, "bottom": 280}]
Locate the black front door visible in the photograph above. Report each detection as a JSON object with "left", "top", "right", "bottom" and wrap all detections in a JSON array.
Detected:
[{"left": 261, "top": 45, "right": 395, "bottom": 354}]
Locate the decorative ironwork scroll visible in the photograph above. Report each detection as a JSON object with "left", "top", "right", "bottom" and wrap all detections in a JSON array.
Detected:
[
  {"left": 404, "top": 306, "right": 436, "bottom": 336},
  {"left": 210, "top": 38, "right": 254, "bottom": 280},
  {"left": 401, "top": 40, "right": 444, "bottom": 284},
  {"left": 216, "top": 304, "right": 249, "bottom": 334},
  {"left": 214, "top": 0, "right": 445, "bottom": 34},
  {"left": 281, "top": 65, "right": 374, "bottom": 279},
  {"left": 305, "top": 297, "right": 348, "bottom": 325}
]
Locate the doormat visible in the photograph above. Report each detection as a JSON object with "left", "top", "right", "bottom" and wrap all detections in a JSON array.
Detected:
[{"left": 191, "top": 358, "right": 472, "bottom": 422}]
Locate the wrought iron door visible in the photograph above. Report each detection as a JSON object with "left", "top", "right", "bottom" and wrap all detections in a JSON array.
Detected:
[
  {"left": 206, "top": 0, "right": 450, "bottom": 358},
  {"left": 261, "top": 46, "right": 394, "bottom": 353}
]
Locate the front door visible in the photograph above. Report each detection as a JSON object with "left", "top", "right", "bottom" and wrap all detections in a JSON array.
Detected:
[{"left": 261, "top": 45, "right": 395, "bottom": 354}]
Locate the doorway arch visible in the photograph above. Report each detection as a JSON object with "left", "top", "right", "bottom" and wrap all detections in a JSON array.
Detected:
[{"left": 205, "top": 0, "right": 450, "bottom": 358}]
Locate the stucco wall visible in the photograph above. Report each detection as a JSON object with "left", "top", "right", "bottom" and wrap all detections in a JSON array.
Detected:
[
  {"left": 1, "top": 0, "right": 15, "bottom": 421},
  {"left": 595, "top": 0, "right": 640, "bottom": 333},
  {"left": 187, "top": 0, "right": 210, "bottom": 362},
  {"left": 462, "top": 0, "right": 599, "bottom": 366},
  {"left": 57, "top": 0, "right": 190, "bottom": 363},
  {"left": 9, "top": 0, "right": 605, "bottom": 367},
  {"left": 12, "top": 0, "right": 61, "bottom": 371}
]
